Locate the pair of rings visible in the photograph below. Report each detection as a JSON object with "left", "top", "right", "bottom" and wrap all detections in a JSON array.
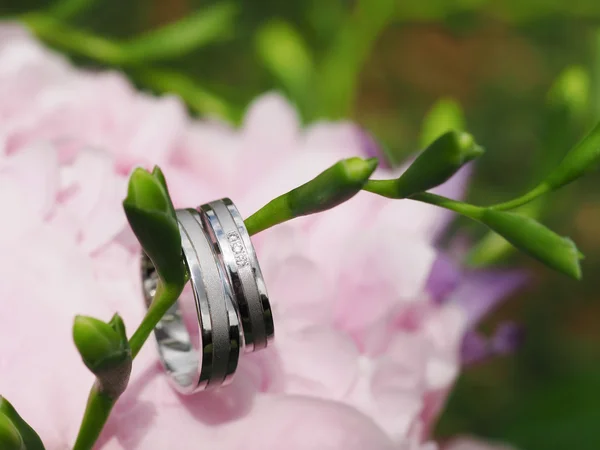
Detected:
[{"left": 141, "top": 199, "right": 274, "bottom": 394}]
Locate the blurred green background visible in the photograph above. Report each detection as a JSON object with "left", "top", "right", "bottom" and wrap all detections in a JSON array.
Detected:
[{"left": 2, "top": 0, "right": 600, "bottom": 448}]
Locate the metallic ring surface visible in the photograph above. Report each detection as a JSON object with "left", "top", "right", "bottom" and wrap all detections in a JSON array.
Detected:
[
  {"left": 199, "top": 198, "right": 274, "bottom": 352},
  {"left": 141, "top": 208, "right": 240, "bottom": 393}
]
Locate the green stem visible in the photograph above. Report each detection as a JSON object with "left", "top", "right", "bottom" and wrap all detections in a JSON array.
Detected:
[
  {"left": 47, "top": 0, "right": 95, "bottom": 20},
  {"left": 129, "top": 280, "right": 184, "bottom": 359},
  {"left": 487, "top": 183, "right": 550, "bottom": 211},
  {"left": 410, "top": 192, "right": 484, "bottom": 219},
  {"left": 134, "top": 68, "right": 239, "bottom": 121},
  {"left": 72, "top": 385, "right": 114, "bottom": 450},
  {"left": 363, "top": 179, "right": 400, "bottom": 198},
  {"left": 22, "top": 13, "right": 127, "bottom": 64},
  {"left": 22, "top": 13, "right": 236, "bottom": 121},
  {"left": 72, "top": 279, "right": 183, "bottom": 449}
]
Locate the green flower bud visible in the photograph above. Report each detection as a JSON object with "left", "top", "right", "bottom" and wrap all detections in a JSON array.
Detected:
[
  {"left": 73, "top": 315, "right": 131, "bottom": 398},
  {"left": 123, "top": 166, "right": 184, "bottom": 287},
  {"left": 0, "top": 412, "right": 24, "bottom": 450},
  {"left": 288, "top": 157, "right": 378, "bottom": 215},
  {"left": 479, "top": 209, "right": 583, "bottom": 280},
  {"left": 467, "top": 202, "right": 542, "bottom": 267},
  {"left": 73, "top": 316, "right": 128, "bottom": 372},
  {"left": 365, "top": 130, "right": 484, "bottom": 199},
  {"left": 245, "top": 157, "right": 378, "bottom": 235},
  {"left": 0, "top": 397, "right": 45, "bottom": 450}
]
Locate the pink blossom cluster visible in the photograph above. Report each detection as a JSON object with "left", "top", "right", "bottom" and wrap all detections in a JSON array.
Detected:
[{"left": 0, "top": 24, "right": 521, "bottom": 449}]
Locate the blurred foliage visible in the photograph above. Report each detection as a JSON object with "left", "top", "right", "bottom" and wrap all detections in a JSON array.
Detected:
[{"left": 2, "top": 0, "right": 600, "bottom": 448}]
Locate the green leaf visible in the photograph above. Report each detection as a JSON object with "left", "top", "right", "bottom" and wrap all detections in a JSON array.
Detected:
[
  {"left": 123, "top": 167, "right": 184, "bottom": 287},
  {"left": 0, "top": 412, "right": 24, "bottom": 450},
  {"left": 245, "top": 157, "right": 378, "bottom": 235},
  {"left": 255, "top": 20, "right": 314, "bottom": 103},
  {"left": 479, "top": 209, "right": 583, "bottom": 279},
  {"left": 364, "top": 130, "right": 483, "bottom": 199},
  {"left": 0, "top": 397, "right": 45, "bottom": 450},
  {"left": 119, "top": 3, "right": 238, "bottom": 63},
  {"left": 420, "top": 97, "right": 465, "bottom": 148},
  {"left": 73, "top": 315, "right": 129, "bottom": 373}
]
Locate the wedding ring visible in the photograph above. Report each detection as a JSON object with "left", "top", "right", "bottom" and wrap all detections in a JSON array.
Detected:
[
  {"left": 199, "top": 198, "right": 275, "bottom": 352},
  {"left": 141, "top": 208, "right": 241, "bottom": 393}
]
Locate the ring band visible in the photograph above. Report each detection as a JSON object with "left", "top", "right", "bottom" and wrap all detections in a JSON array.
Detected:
[
  {"left": 199, "top": 198, "right": 275, "bottom": 352},
  {"left": 141, "top": 208, "right": 241, "bottom": 393}
]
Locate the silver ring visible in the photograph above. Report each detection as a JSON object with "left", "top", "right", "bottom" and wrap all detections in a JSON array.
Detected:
[
  {"left": 199, "top": 198, "right": 275, "bottom": 352},
  {"left": 141, "top": 208, "right": 241, "bottom": 393}
]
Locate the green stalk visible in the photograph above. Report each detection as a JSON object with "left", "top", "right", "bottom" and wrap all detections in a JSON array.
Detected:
[
  {"left": 72, "top": 386, "right": 114, "bottom": 450},
  {"left": 487, "top": 184, "right": 550, "bottom": 211},
  {"left": 129, "top": 281, "right": 185, "bottom": 358},
  {"left": 410, "top": 192, "right": 484, "bottom": 219},
  {"left": 72, "top": 280, "right": 183, "bottom": 449},
  {"left": 22, "top": 13, "right": 236, "bottom": 120}
]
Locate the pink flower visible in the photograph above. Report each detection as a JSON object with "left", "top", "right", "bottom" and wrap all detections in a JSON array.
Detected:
[{"left": 0, "top": 24, "right": 522, "bottom": 450}]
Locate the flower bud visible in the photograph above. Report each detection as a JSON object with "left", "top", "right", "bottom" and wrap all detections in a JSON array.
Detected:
[
  {"left": 289, "top": 157, "right": 378, "bottom": 216},
  {"left": 479, "top": 209, "right": 583, "bottom": 280},
  {"left": 73, "top": 316, "right": 127, "bottom": 372},
  {"left": 73, "top": 314, "right": 132, "bottom": 398},
  {"left": 123, "top": 166, "right": 184, "bottom": 287},
  {"left": 245, "top": 157, "right": 378, "bottom": 235},
  {"left": 365, "top": 130, "right": 483, "bottom": 199},
  {"left": 0, "top": 412, "right": 24, "bottom": 450},
  {"left": 0, "top": 397, "right": 44, "bottom": 450}
]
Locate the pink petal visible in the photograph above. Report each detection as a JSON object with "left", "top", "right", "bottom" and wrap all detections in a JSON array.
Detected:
[
  {"left": 276, "top": 326, "right": 360, "bottom": 399},
  {"left": 266, "top": 254, "right": 332, "bottom": 329},
  {"left": 123, "top": 96, "right": 188, "bottom": 169},
  {"left": 451, "top": 270, "right": 527, "bottom": 329}
]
